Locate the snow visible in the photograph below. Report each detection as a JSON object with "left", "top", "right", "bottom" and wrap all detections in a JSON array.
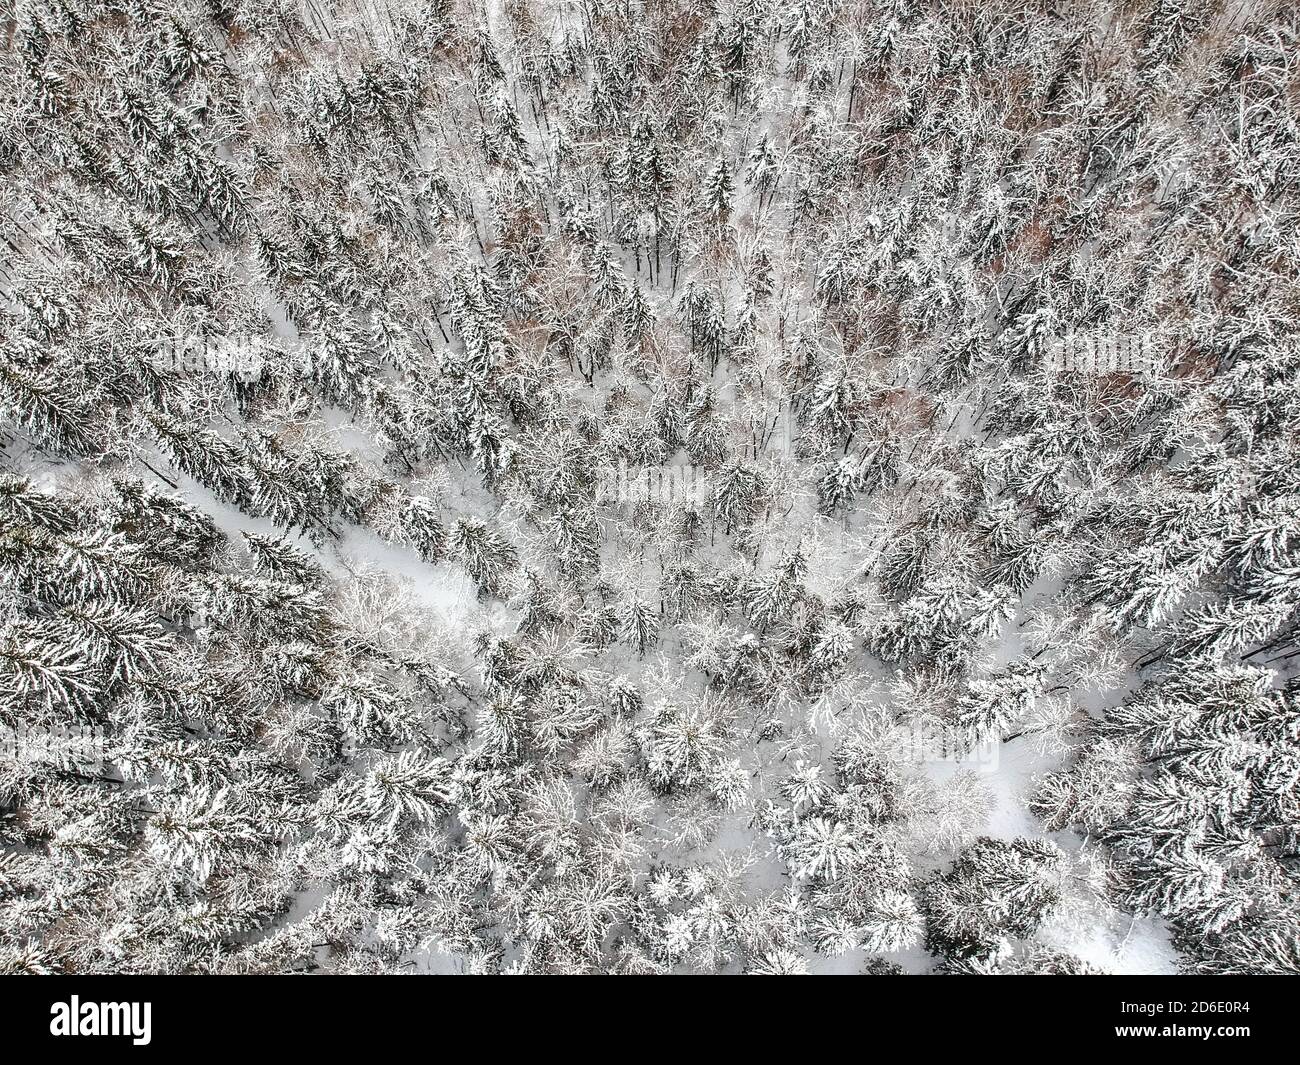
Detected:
[{"left": 8, "top": 0, "right": 1278, "bottom": 977}]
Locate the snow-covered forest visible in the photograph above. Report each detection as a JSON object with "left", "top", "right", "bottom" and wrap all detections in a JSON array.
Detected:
[{"left": 1, "top": 0, "right": 1298, "bottom": 975}]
